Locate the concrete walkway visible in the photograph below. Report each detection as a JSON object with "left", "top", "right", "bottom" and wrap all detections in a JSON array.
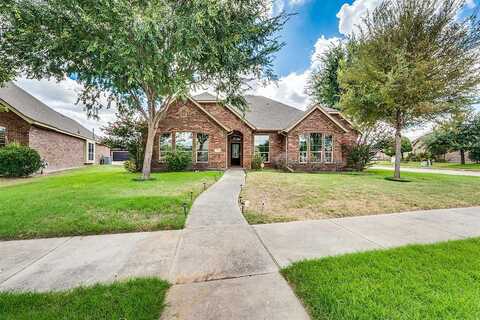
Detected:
[
  {"left": 372, "top": 165, "right": 480, "bottom": 177},
  {"left": 1, "top": 169, "right": 480, "bottom": 319}
]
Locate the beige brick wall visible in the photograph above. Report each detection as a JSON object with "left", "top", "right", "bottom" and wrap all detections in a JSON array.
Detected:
[
  {"left": 29, "top": 126, "right": 86, "bottom": 172},
  {"left": 0, "top": 110, "right": 30, "bottom": 145}
]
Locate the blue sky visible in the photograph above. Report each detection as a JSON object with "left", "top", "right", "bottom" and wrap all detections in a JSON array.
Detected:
[{"left": 15, "top": 0, "right": 479, "bottom": 137}]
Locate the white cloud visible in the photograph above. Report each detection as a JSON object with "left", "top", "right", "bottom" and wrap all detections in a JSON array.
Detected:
[
  {"left": 466, "top": 0, "right": 476, "bottom": 8},
  {"left": 14, "top": 77, "right": 116, "bottom": 136},
  {"left": 337, "top": 0, "right": 382, "bottom": 35}
]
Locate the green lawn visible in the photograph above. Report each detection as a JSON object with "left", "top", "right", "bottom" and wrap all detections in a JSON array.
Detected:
[
  {"left": 374, "top": 160, "right": 480, "bottom": 171},
  {"left": 282, "top": 238, "right": 480, "bottom": 320},
  {"left": 0, "top": 278, "right": 169, "bottom": 320},
  {"left": 242, "top": 169, "right": 480, "bottom": 224},
  {"left": 0, "top": 166, "right": 222, "bottom": 240}
]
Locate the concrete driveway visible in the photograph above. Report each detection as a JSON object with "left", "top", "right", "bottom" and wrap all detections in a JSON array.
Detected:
[
  {"left": 372, "top": 165, "right": 480, "bottom": 177},
  {"left": 1, "top": 169, "right": 480, "bottom": 320}
]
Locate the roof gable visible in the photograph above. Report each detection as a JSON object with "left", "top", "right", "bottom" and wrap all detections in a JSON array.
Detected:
[
  {"left": 0, "top": 82, "right": 94, "bottom": 140},
  {"left": 284, "top": 105, "right": 349, "bottom": 133}
]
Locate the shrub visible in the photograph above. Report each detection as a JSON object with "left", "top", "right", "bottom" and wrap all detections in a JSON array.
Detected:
[
  {"left": 0, "top": 143, "right": 44, "bottom": 177},
  {"left": 165, "top": 151, "right": 192, "bottom": 171},
  {"left": 124, "top": 159, "right": 138, "bottom": 173},
  {"left": 344, "top": 143, "right": 376, "bottom": 171},
  {"left": 251, "top": 153, "right": 264, "bottom": 170}
]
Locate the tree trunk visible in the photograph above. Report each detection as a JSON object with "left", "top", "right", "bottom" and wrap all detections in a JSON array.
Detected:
[
  {"left": 394, "top": 111, "right": 402, "bottom": 180},
  {"left": 460, "top": 149, "right": 465, "bottom": 165},
  {"left": 141, "top": 123, "right": 156, "bottom": 180}
]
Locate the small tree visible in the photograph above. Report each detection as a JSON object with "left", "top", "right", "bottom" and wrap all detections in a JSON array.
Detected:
[
  {"left": 308, "top": 43, "right": 345, "bottom": 110},
  {"left": 1, "top": 0, "right": 288, "bottom": 180},
  {"left": 102, "top": 112, "right": 146, "bottom": 172},
  {"left": 339, "top": 0, "right": 480, "bottom": 179},
  {"left": 377, "top": 136, "right": 412, "bottom": 158}
]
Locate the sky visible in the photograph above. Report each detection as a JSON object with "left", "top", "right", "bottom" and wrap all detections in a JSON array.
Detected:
[{"left": 14, "top": 0, "right": 479, "bottom": 138}]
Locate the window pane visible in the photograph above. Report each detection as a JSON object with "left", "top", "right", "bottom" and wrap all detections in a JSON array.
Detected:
[
  {"left": 0, "top": 127, "right": 5, "bottom": 148},
  {"left": 310, "top": 133, "right": 322, "bottom": 152},
  {"left": 310, "top": 133, "right": 322, "bottom": 162},
  {"left": 175, "top": 132, "right": 193, "bottom": 152},
  {"left": 324, "top": 135, "right": 333, "bottom": 163},
  {"left": 159, "top": 133, "right": 172, "bottom": 161},
  {"left": 196, "top": 133, "right": 209, "bottom": 163},
  {"left": 88, "top": 143, "right": 94, "bottom": 161},
  {"left": 254, "top": 135, "right": 270, "bottom": 162},
  {"left": 299, "top": 134, "right": 308, "bottom": 163}
]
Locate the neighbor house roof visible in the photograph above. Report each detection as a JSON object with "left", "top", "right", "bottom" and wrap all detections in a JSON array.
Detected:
[
  {"left": 192, "top": 92, "right": 349, "bottom": 131},
  {"left": 0, "top": 82, "right": 95, "bottom": 140}
]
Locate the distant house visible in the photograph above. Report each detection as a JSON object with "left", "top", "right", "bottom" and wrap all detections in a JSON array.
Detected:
[
  {"left": 152, "top": 92, "right": 358, "bottom": 171},
  {"left": 413, "top": 134, "right": 472, "bottom": 163},
  {"left": 0, "top": 82, "right": 110, "bottom": 172}
]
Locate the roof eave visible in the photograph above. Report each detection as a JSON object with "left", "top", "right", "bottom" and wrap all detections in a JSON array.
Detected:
[{"left": 284, "top": 105, "right": 349, "bottom": 133}]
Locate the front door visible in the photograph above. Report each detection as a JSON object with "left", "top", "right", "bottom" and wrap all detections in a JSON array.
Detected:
[{"left": 231, "top": 143, "right": 241, "bottom": 166}]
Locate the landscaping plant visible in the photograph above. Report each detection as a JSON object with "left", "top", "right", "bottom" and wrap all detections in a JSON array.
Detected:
[
  {"left": 251, "top": 153, "right": 264, "bottom": 170},
  {"left": 0, "top": 143, "right": 44, "bottom": 177},
  {"left": 165, "top": 151, "right": 192, "bottom": 172}
]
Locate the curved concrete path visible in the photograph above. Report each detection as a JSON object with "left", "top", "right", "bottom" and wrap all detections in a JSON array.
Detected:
[{"left": 163, "top": 169, "right": 310, "bottom": 319}]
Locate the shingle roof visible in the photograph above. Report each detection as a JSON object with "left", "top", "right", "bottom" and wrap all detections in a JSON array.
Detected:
[
  {"left": 0, "top": 82, "right": 94, "bottom": 140},
  {"left": 192, "top": 92, "right": 341, "bottom": 130}
]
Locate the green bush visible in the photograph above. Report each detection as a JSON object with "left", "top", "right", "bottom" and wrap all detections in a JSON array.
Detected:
[
  {"left": 0, "top": 143, "right": 44, "bottom": 177},
  {"left": 165, "top": 151, "right": 192, "bottom": 171},
  {"left": 123, "top": 159, "right": 138, "bottom": 173},
  {"left": 469, "top": 147, "right": 480, "bottom": 163},
  {"left": 344, "top": 143, "right": 376, "bottom": 171},
  {"left": 251, "top": 153, "right": 264, "bottom": 170}
]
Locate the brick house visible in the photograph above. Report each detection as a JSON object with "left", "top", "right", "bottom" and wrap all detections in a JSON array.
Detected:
[
  {"left": 0, "top": 82, "right": 110, "bottom": 172},
  {"left": 152, "top": 92, "right": 358, "bottom": 171}
]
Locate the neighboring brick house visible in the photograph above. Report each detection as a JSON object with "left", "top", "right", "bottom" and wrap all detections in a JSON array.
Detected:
[
  {"left": 0, "top": 82, "right": 110, "bottom": 172},
  {"left": 152, "top": 92, "right": 358, "bottom": 171},
  {"left": 412, "top": 134, "right": 472, "bottom": 163}
]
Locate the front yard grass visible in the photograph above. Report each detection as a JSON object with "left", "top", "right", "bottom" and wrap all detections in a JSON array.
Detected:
[
  {"left": 282, "top": 238, "right": 480, "bottom": 320},
  {"left": 242, "top": 169, "right": 480, "bottom": 224},
  {"left": 0, "top": 166, "right": 222, "bottom": 240},
  {"left": 0, "top": 278, "right": 169, "bottom": 320}
]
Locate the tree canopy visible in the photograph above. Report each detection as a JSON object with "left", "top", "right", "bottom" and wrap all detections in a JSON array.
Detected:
[
  {"left": 308, "top": 43, "right": 345, "bottom": 110},
  {"left": 0, "top": 0, "right": 287, "bottom": 178},
  {"left": 338, "top": 0, "right": 480, "bottom": 179}
]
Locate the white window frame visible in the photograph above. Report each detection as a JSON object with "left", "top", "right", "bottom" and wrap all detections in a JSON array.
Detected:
[
  {"left": 298, "top": 133, "right": 334, "bottom": 164},
  {"left": 86, "top": 140, "right": 95, "bottom": 163},
  {"left": 0, "top": 126, "right": 6, "bottom": 148},
  {"left": 196, "top": 133, "right": 209, "bottom": 164},
  {"left": 298, "top": 134, "right": 308, "bottom": 164},
  {"left": 159, "top": 133, "right": 173, "bottom": 162},
  {"left": 254, "top": 135, "right": 270, "bottom": 163},
  {"left": 310, "top": 133, "right": 323, "bottom": 163},
  {"left": 324, "top": 134, "right": 334, "bottom": 164}
]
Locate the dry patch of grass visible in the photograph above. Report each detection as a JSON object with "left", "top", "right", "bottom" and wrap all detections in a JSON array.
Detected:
[{"left": 242, "top": 169, "right": 480, "bottom": 224}]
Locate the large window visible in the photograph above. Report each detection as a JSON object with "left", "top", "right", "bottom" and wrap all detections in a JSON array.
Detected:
[
  {"left": 254, "top": 135, "right": 270, "bottom": 163},
  {"left": 159, "top": 133, "right": 172, "bottom": 162},
  {"left": 196, "top": 133, "right": 209, "bottom": 163},
  {"left": 175, "top": 132, "right": 193, "bottom": 155},
  {"left": 298, "top": 133, "right": 334, "bottom": 163},
  {"left": 0, "top": 127, "right": 5, "bottom": 148},
  {"left": 299, "top": 134, "right": 308, "bottom": 163},
  {"left": 310, "top": 133, "right": 323, "bottom": 163}
]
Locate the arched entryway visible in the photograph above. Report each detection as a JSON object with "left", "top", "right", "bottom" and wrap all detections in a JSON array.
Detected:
[{"left": 228, "top": 131, "right": 243, "bottom": 167}]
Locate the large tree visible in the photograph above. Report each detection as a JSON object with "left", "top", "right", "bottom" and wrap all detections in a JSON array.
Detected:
[
  {"left": 338, "top": 0, "right": 480, "bottom": 179},
  {"left": 0, "top": 0, "right": 287, "bottom": 179},
  {"left": 307, "top": 43, "right": 345, "bottom": 110}
]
